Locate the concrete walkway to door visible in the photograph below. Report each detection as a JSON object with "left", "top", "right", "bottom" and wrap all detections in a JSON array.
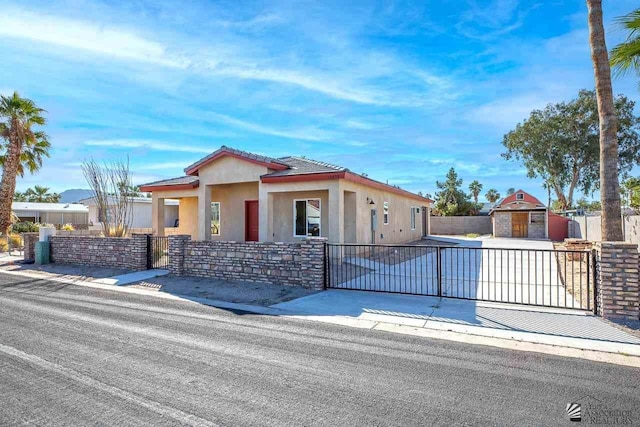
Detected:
[{"left": 273, "top": 289, "right": 640, "bottom": 356}]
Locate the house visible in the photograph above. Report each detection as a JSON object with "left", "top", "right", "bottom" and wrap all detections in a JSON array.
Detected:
[
  {"left": 139, "top": 146, "right": 432, "bottom": 243},
  {"left": 12, "top": 202, "right": 89, "bottom": 227},
  {"left": 79, "top": 196, "right": 179, "bottom": 231},
  {"left": 490, "top": 190, "right": 548, "bottom": 238}
]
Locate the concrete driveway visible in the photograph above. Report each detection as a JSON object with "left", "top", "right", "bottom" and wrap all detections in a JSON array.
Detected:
[{"left": 332, "top": 237, "right": 583, "bottom": 309}]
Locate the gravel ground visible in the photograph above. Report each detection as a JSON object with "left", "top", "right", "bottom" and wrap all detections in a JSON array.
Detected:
[
  {"left": 0, "top": 263, "right": 130, "bottom": 282},
  {"left": 128, "top": 275, "right": 318, "bottom": 306}
]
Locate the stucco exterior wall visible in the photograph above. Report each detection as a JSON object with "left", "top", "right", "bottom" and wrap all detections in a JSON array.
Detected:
[
  {"left": 270, "top": 190, "right": 329, "bottom": 242},
  {"left": 341, "top": 180, "right": 426, "bottom": 244},
  {"left": 210, "top": 182, "right": 259, "bottom": 241},
  {"left": 197, "top": 155, "right": 270, "bottom": 184},
  {"left": 177, "top": 197, "right": 198, "bottom": 238}
]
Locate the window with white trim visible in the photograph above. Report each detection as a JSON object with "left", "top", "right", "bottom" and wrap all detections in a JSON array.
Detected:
[
  {"left": 294, "top": 199, "right": 321, "bottom": 237},
  {"left": 516, "top": 193, "right": 524, "bottom": 200},
  {"left": 410, "top": 206, "right": 417, "bottom": 230},
  {"left": 383, "top": 201, "right": 389, "bottom": 225},
  {"left": 211, "top": 202, "right": 220, "bottom": 236}
]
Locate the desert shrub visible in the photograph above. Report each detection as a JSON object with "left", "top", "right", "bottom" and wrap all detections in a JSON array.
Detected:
[
  {"left": 11, "top": 221, "right": 40, "bottom": 233},
  {"left": 0, "top": 238, "right": 8, "bottom": 252},
  {"left": 61, "top": 223, "right": 75, "bottom": 231}
]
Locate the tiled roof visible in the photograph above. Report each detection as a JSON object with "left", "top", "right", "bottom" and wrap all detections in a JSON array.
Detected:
[
  {"left": 265, "top": 156, "right": 347, "bottom": 177},
  {"left": 140, "top": 176, "right": 199, "bottom": 188},
  {"left": 185, "top": 145, "right": 289, "bottom": 174}
]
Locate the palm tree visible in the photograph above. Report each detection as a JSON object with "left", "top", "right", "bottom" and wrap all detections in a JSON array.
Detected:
[
  {"left": 26, "top": 185, "right": 60, "bottom": 203},
  {"left": 0, "top": 92, "right": 50, "bottom": 235},
  {"left": 13, "top": 191, "right": 27, "bottom": 202},
  {"left": 468, "top": 180, "right": 483, "bottom": 204},
  {"left": 587, "top": 0, "right": 624, "bottom": 241},
  {"left": 610, "top": 8, "right": 640, "bottom": 79},
  {"left": 485, "top": 189, "right": 500, "bottom": 204}
]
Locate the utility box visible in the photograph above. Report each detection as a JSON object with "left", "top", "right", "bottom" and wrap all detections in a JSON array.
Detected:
[{"left": 35, "top": 241, "right": 50, "bottom": 265}]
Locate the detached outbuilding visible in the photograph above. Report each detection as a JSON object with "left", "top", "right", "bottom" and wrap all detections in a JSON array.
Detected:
[{"left": 490, "top": 190, "right": 548, "bottom": 239}]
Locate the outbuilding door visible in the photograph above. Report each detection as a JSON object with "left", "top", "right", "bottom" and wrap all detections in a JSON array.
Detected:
[
  {"left": 245, "top": 200, "right": 259, "bottom": 241},
  {"left": 512, "top": 212, "right": 528, "bottom": 238}
]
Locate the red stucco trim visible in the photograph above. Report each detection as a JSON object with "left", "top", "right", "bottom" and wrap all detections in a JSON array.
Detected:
[
  {"left": 139, "top": 182, "right": 199, "bottom": 192},
  {"left": 185, "top": 151, "right": 289, "bottom": 175},
  {"left": 260, "top": 171, "right": 432, "bottom": 204}
]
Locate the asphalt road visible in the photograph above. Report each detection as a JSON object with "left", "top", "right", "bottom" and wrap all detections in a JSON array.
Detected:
[{"left": 0, "top": 272, "right": 638, "bottom": 426}]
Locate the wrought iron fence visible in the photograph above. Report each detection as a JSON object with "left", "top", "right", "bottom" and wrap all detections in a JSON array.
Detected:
[
  {"left": 326, "top": 244, "right": 594, "bottom": 311},
  {"left": 147, "top": 236, "right": 170, "bottom": 269}
]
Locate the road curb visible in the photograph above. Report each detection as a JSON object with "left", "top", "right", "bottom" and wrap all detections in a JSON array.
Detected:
[{"left": 2, "top": 268, "right": 639, "bottom": 367}]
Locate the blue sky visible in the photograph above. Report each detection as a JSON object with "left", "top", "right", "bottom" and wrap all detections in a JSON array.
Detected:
[{"left": 1, "top": 0, "right": 639, "bottom": 202}]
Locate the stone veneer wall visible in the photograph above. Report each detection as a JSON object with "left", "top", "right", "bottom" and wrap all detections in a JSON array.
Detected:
[
  {"left": 594, "top": 242, "right": 639, "bottom": 320},
  {"left": 23, "top": 232, "right": 39, "bottom": 261},
  {"left": 49, "top": 234, "right": 149, "bottom": 271},
  {"left": 528, "top": 212, "right": 546, "bottom": 239},
  {"left": 493, "top": 212, "right": 512, "bottom": 237},
  {"left": 169, "top": 235, "right": 326, "bottom": 289}
]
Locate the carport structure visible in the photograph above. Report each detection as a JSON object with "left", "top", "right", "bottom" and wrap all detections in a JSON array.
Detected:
[{"left": 327, "top": 238, "right": 592, "bottom": 311}]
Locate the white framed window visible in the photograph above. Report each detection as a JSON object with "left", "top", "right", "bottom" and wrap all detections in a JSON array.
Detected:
[
  {"left": 211, "top": 202, "right": 220, "bottom": 236},
  {"left": 516, "top": 193, "right": 524, "bottom": 200},
  {"left": 294, "top": 199, "right": 321, "bottom": 237},
  {"left": 410, "top": 206, "right": 417, "bottom": 230},
  {"left": 383, "top": 201, "right": 389, "bottom": 225}
]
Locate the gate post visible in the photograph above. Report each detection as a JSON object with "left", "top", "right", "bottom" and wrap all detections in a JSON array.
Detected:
[
  {"left": 131, "top": 233, "right": 151, "bottom": 271},
  {"left": 593, "top": 242, "right": 639, "bottom": 320},
  {"left": 437, "top": 247, "right": 443, "bottom": 297},
  {"left": 168, "top": 235, "right": 190, "bottom": 276}
]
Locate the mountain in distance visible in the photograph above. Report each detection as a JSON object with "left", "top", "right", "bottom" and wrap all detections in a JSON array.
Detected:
[{"left": 59, "top": 189, "right": 93, "bottom": 203}]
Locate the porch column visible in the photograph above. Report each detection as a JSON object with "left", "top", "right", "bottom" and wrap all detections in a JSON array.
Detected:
[
  {"left": 197, "top": 185, "right": 212, "bottom": 241},
  {"left": 258, "top": 182, "right": 272, "bottom": 242},
  {"left": 328, "top": 181, "right": 344, "bottom": 243},
  {"left": 151, "top": 195, "right": 165, "bottom": 236}
]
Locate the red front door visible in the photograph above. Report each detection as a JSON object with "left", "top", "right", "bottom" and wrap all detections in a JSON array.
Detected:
[{"left": 245, "top": 200, "right": 259, "bottom": 241}]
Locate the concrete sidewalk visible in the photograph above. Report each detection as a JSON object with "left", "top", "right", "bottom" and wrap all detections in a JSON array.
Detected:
[{"left": 273, "top": 290, "right": 640, "bottom": 356}]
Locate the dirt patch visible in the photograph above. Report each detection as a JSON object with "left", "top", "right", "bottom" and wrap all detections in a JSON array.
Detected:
[
  {"left": 0, "top": 263, "right": 131, "bottom": 282},
  {"left": 127, "top": 275, "right": 318, "bottom": 306},
  {"left": 553, "top": 243, "right": 593, "bottom": 310}
]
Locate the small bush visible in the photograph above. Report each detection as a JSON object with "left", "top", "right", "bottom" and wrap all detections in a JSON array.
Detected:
[
  {"left": 0, "top": 238, "right": 8, "bottom": 252},
  {"left": 61, "top": 223, "right": 75, "bottom": 231},
  {"left": 11, "top": 221, "right": 40, "bottom": 233}
]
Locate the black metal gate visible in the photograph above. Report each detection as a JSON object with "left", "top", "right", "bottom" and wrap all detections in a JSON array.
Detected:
[
  {"left": 147, "top": 236, "right": 169, "bottom": 269},
  {"left": 326, "top": 244, "right": 595, "bottom": 311}
]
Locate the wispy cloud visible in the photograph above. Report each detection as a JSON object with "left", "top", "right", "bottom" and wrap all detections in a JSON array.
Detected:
[
  {"left": 84, "top": 139, "right": 213, "bottom": 154},
  {"left": 0, "top": 6, "right": 452, "bottom": 107},
  {"left": 0, "top": 9, "right": 187, "bottom": 68},
  {"left": 207, "top": 113, "right": 337, "bottom": 141}
]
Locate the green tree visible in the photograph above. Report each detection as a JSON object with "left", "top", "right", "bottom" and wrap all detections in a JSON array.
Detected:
[
  {"left": 621, "top": 177, "right": 640, "bottom": 209},
  {"left": 588, "top": 0, "right": 625, "bottom": 241},
  {"left": 610, "top": 9, "right": 640, "bottom": 82},
  {"left": 13, "top": 191, "right": 27, "bottom": 202},
  {"left": 21, "top": 185, "right": 60, "bottom": 203},
  {"left": 468, "top": 180, "right": 483, "bottom": 204},
  {"left": 0, "top": 92, "right": 50, "bottom": 235},
  {"left": 502, "top": 90, "right": 639, "bottom": 212},
  {"left": 506, "top": 188, "right": 515, "bottom": 196},
  {"left": 485, "top": 189, "right": 500, "bottom": 204},
  {"left": 433, "top": 168, "right": 475, "bottom": 216}
]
